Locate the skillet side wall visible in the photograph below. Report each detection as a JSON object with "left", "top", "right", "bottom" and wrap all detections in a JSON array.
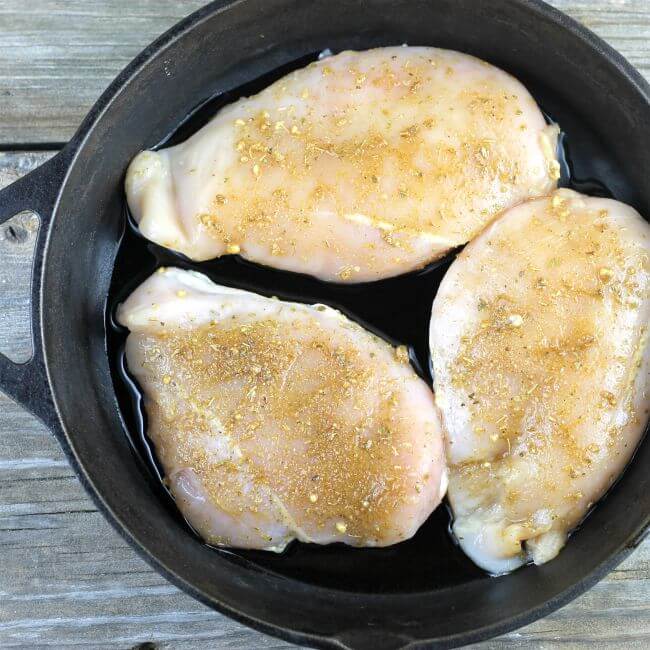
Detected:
[{"left": 39, "top": 0, "right": 650, "bottom": 646}]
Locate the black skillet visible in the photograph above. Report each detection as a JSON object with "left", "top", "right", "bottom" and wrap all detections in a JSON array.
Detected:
[{"left": 0, "top": 1, "right": 649, "bottom": 647}]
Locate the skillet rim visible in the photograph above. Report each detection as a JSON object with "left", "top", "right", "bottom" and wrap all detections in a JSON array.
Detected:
[{"left": 39, "top": 0, "right": 650, "bottom": 647}]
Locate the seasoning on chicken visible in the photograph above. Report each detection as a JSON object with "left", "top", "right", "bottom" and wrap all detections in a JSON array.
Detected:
[
  {"left": 430, "top": 189, "right": 650, "bottom": 574},
  {"left": 118, "top": 268, "right": 447, "bottom": 550},
  {"left": 126, "top": 47, "right": 558, "bottom": 282}
]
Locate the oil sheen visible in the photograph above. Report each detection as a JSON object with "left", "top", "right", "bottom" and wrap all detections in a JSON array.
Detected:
[{"left": 106, "top": 49, "right": 628, "bottom": 593}]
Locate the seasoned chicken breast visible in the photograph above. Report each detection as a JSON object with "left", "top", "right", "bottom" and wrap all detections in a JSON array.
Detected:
[
  {"left": 430, "top": 189, "right": 650, "bottom": 574},
  {"left": 126, "top": 47, "right": 558, "bottom": 282},
  {"left": 118, "top": 268, "right": 446, "bottom": 550}
]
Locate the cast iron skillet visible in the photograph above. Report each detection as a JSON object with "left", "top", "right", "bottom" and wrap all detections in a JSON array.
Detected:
[{"left": 0, "top": 1, "right": 648, "bottom": 647}]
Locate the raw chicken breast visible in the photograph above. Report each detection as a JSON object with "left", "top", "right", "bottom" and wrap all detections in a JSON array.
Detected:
[
  {"left": 118, "top": 268, "right": 446, "bottom": 550},
  {"left": 126, "top": 47, "right": 558, "bottom": 282},
  {"left": 430, "top": 189, "right": 650, "bottom": 574}
]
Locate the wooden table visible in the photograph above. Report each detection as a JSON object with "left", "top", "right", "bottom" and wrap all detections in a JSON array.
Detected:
[{"left": 0, "top": 1, "right": 648, "bottom": 647}]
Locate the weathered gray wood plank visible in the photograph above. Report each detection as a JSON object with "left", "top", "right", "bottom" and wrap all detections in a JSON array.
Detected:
[
  {"left": 0, "top": 1, "right": 648, "bottom": 145},
  {"left": 1, "top": 0, "right": 650, "bottom": 647},
  {"left": 0, "top": 0, "right": 206, "bottom": 145}
]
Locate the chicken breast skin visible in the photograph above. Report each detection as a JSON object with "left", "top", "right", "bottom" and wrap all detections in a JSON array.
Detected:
[
  {"left": 126, "top": 46, "right": 558, "bottom": 282},
  {"left": 430, "top": 189, "right": 650, "bottom": 574},
  {"left": 118, "top": 268, "right": 447, "bottom": 551}
]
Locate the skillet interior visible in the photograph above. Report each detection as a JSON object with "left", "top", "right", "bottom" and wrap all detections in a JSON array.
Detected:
[{"left": 40, "top": 1, "right": 650, "bottom": 647}]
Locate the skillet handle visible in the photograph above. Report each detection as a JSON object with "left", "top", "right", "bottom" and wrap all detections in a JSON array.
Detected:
[{"left": 0, "top": 150, "right": 71, "bottom": 429}]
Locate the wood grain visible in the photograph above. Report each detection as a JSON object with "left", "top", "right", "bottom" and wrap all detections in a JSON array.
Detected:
[{"left": 0, "top": 1, "right": 648, "bottom": 648}]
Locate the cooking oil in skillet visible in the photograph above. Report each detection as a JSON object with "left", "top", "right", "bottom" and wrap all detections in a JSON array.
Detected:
[
  {"left": 108, "top": 210, "right": 481, "bottom": 592},
  {"left": 106, "top": 51, "right": 626, "bottom": 593}
]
